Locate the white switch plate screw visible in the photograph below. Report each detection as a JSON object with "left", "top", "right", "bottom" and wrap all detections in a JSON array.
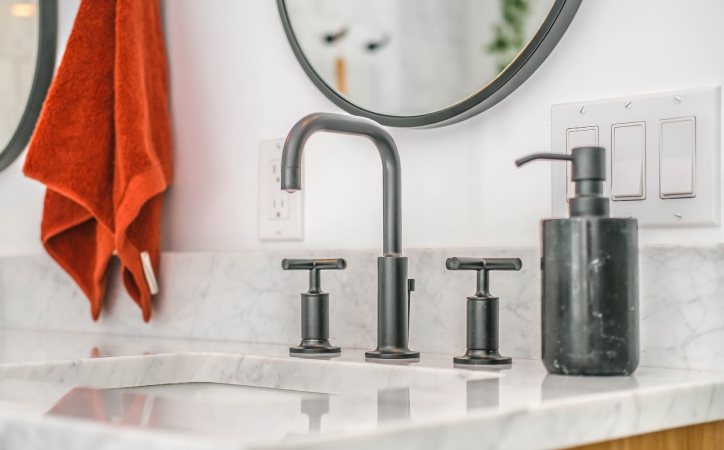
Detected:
[{"left": 258, "top": 139, "right": 304, "bottom": 241}]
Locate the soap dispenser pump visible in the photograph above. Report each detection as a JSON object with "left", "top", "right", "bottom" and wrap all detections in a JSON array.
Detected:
[{"left": 516, "top": 147, "right": 639, "bottom": 376}]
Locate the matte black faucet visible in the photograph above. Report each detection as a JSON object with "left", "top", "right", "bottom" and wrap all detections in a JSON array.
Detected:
[{"left": 281, "top": 113, "right": 419, "bottom": 360}]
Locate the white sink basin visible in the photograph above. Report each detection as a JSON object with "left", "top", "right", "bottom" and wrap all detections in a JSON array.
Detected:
[
  {"left": 0, "top": 351, "right": 499, "bottom": 441},
  {"left": 47, "top": 382, "right": 334, "bottom": 440}
]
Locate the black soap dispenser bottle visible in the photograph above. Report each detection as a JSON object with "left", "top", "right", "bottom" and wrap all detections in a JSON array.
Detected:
[{"left": 516, "top": 147, "right": 639, "bottom": 376}]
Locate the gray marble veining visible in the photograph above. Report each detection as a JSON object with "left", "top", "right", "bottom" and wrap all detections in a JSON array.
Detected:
[{"left": 1, "top": 245, "right": 723, "bottom": 371}]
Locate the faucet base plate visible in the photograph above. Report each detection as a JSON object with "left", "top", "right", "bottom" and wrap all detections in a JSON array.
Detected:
[
  {"left": 365, "top": 349, "right": 420, "bottom": 360},
  {"left": 290, "top": 340, "right": 341, "bottom": 355},
  {"left": 453, "top": 349, "right": 511, "bottom": 365}
]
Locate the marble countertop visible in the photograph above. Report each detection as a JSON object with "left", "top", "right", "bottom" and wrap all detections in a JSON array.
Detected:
[{"left": 0, "top": 330, "right": 722, "bottom": 450}]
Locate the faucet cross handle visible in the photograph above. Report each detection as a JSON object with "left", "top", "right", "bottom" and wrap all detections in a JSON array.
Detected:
[
  {"left": 282, "top": 259, "right": 347, "bottom": 294},
  {"left": 445, "top": 257, "right": 522, "bottom": 298},
  {"left": 281, "top": 258, "right": 347, "bottom": 270},
  {"left": 446, "top": 257, "right": 522, "bottom": 367},
  {"left": 282, "top": 258, "right": 347, "bottom": 356}
]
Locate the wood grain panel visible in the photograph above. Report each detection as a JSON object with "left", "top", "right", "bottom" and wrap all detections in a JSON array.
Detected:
[{"left": 567, "top": 420, "right": 724, "bottom": 450}]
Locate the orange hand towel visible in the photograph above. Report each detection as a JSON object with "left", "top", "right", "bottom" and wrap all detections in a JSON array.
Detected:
[{"left": 23, "top": 0, "right": 172, "bottom": 322}]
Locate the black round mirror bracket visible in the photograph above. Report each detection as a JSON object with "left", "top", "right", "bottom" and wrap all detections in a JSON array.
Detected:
[
  {"left": 277, "top": 0, "right": 581, "bottom": 128},
  {"left": 0, "top": 0, "right": 58, "bottom": 172}
]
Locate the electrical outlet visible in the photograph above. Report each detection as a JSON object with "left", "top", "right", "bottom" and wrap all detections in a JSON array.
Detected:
[
  {"left": 268, "top": 159, "right": 289, "bottom": 220},
  {"left": 258, "top": 139, "right": 303, "bottom": 240}
]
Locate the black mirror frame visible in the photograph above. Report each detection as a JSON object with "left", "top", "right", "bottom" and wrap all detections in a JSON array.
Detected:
[
  {"left": 277, "top": 0, "right": 581, "bottom": 128},
  {"left": 0, "top": 0, "right": 58, "bottom": 172}
]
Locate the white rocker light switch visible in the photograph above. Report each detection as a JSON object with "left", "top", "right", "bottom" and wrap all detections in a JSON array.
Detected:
[{"left": 660, "top": 117, "right": 696, "bottom": 199}]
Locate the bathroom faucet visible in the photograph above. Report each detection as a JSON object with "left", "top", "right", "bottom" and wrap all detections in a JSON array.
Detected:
[{"left": 281, "top": 113, "right": 419, "bottom": 360}]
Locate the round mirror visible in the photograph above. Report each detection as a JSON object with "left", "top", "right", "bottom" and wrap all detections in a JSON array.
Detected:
[
  {"left": 0, "top": 0, "right": 57, "bottom": 172},
  {"left": 278, "top": 0, "right": 581, "bottom": 127}
]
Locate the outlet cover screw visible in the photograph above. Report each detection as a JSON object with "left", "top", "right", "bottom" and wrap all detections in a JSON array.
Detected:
[
  {"left": 625, "top": 101, "right": 632, "bottom": 110},
  {"left": 579, "top": 106, "right": 586, "bottom": 114},
  {"left": 674, "top": 212, "right": 683, "bottom": 221},
  {"left": 674, "top": 96, "right": 682, "bottom": 104}
]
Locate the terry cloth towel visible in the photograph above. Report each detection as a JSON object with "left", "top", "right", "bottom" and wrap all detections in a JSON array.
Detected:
[{"left": 23, "top": 0, "right": 172, "bottom": 322}]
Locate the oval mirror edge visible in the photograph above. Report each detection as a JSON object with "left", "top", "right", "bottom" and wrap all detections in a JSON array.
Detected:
[
  {"left": 0, "top": 0, "right": 58, "bottom": 173},
  {"left": 277, "top": 0, "right": 582, "bottom": 129}
]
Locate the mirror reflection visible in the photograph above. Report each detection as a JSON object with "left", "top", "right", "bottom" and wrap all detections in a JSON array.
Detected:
[
  {"left": 0, "top": 0, "right": 39, "bottom": 151},
  {"left": 285, "top": 0, "right": 556, "bottom": 116}
]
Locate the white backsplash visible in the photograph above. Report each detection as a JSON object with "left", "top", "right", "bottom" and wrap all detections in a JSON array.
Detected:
[{"left": 1, "top": 245, "right": 722, "bottom": 372}]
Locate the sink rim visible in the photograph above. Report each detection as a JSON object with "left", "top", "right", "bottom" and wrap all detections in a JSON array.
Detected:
[{"left": 0, "top": 350, "right": 500, "bottom": 396}]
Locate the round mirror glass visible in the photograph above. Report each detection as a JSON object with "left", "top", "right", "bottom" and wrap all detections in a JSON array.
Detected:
[
  {"left": 0, "top": 0, "right": 56, "bottom": 172},
  {"left": 0, "top": 1, "right": 39, "bottom": 147},
  {"left": 279, "top": 0, "right": 580, "bottom": 127}
]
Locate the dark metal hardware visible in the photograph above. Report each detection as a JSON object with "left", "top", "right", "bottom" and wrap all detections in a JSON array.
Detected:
[
  {"left": 446, "top": 257, "right": 522, "bottom": 366},
  {"left": 282, "top": 258, "right": 346, "bottom": 355},
  {"left": 516, "top": 147, "right": 608, "bottom": 217},
  {"left": 281, "top": 113, "right": 419, "bottom": 360}
]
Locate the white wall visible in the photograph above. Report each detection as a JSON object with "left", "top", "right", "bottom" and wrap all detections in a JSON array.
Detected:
[
  {"left": 0, "top": 0, "right": 78, "bottom": 256},
  {"left": 1, "top": 0, "right": 724, "bottom": 256}
]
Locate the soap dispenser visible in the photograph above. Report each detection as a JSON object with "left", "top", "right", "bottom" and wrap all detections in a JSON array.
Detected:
[{"left": 516, "top": 147, "right": 639, "bottom": 376}]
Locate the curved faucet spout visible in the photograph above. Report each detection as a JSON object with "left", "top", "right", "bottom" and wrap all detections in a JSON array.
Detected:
[{"left": 281, "top": 113, "right": 402, "bottom": 256}]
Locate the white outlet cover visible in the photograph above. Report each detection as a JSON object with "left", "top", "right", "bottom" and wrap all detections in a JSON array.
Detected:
[
  {"left": 551, "top": 87, "right": 721, "bottom": 228},
  {"left": 258, "top": 139, "right": 304, "bottom": 240}
]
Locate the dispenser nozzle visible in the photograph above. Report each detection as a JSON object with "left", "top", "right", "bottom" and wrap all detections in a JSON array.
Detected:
[
  {"left": 515, "top": 153, "right": 573, "bottom": 167},
  {"left": 516, "top": 147, "right": 609, "bottom": 217}
]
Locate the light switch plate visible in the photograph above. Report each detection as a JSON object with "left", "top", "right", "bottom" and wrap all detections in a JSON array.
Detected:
[
  {"left": 551, "top": 87, "right": 721, "bottom": 228},
  {"left": 258, "top": 139, "right": 304, "bottom": 240}
]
